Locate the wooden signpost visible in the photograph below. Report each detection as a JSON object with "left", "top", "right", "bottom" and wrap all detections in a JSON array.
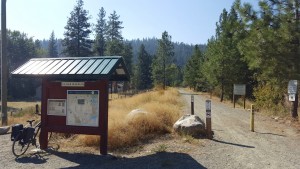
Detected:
[
  {"left": 206, "top": 100, "right": 212, "bottom": 139},
  {"left": 288, "top": 80, "right": 298, "bottom": 118}
]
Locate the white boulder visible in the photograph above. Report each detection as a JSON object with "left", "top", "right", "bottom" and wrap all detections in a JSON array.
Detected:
[
  {"left": 173, "top": 114, "right": 206, "bottom": 137},
  {"left": 126, "top": 109, "right": 148, "bottom": 121}
]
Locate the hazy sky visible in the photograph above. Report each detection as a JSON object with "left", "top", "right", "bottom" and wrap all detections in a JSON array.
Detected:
[{"left": 5, "top": 0, "right": 257, "bottom": 45}]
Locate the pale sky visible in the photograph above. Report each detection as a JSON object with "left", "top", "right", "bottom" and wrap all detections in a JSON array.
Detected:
[{"left": 5, "top": 0, "right": 257, "bottom": 45}]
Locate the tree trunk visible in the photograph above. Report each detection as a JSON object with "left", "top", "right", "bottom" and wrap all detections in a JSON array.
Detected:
[{"left": 220, "top": 83, "right": 224, "bottom": 102}]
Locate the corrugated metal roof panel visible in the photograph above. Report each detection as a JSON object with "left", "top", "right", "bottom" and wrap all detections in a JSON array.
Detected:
[
  {"left": 25, "top": 61, "right": 47, "bottom": 74},
  {"left": 69, "top": 60, "right": 88, "bottom": 74},
  {"left": 12, "top": 60, "right": 34, "bottom": 74},
  {"left": 47, "top": 60, "right": 68, "bottom": 74},
  {"left": 11, "top": 56, "right": 130, "bottom": 81},
  {"left": 39, "top": 60, "right": 61, "bottom": 74},
  {"left": 84, "top": 59, "right": 103, "bottom": 74},
  {"left": 77, "top": 59, "right": 96, "bottom": 74},
  {"left": 17, "top": 61, "right": 42, "bottom": 74},
  {"left": 102, "top": 59, "right": 118, "bottom": 74},
  {"left": 54, "top": 60, "right": 74, "bottom": 74},
  {"left": 93, "top": 59, "right": 110, "bottom": 74},
  {"left": 32, "top": 60, "right": 54, "bottom": 74}
]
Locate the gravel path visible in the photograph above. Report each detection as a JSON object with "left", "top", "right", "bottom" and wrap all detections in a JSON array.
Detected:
[
  {"left": 0, "top": 89, "right": 299, "bottom": 169},
  {"left": 179, "top": 89, "right": 300, "bottom": 169}
]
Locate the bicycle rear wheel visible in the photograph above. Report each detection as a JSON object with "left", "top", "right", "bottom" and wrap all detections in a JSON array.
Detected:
[{"left": 12, "top": 133, "right": 30, "bottom": 157}]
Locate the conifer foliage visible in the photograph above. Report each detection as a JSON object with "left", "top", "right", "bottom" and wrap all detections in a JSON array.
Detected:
[
  {"left": 152, "top": 31, "right": 175, "bottom": 89},
  {"left": 48, "top": 31, "right": 58, "bottom": 57},
  {"left": 63, "top": 0, "right": 93, "bottom": 57}
]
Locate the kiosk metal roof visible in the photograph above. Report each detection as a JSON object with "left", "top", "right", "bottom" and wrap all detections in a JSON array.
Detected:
[{"left": 11, "top": 56, "right": 130, "bottom": 81}]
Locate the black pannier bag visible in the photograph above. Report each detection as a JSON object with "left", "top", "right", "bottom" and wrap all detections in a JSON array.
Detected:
[
  {"left": 22, "top": 127, "right": 35, "bottom": 144},
  {"left": 11, "top": 124, "right": 23, "bottom": 141}
]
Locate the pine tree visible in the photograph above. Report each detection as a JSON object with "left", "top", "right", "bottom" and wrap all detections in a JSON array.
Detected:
[
  {"left": 94, "top": 7, "right": 106, "bottom": 56},
  {"left": 184, "top": 45, "right": 204, "bottom": 90},
  {"left": 48, "top": 31, "right": 58, "bottom": 57},
  {"left": 136, "top": 44, "right": 152, "bottom": 90},
  {"left": 63, "top": 0, "right": 93, "bottom": 57},
  {"left": 236, "top": 0, "right": 300, "bottom": 117},
  {"left": 105, "top": 11, "right": 124, "bottom": 56},
  {"left": 202, "top": 6, "right": 249, "bottom": 101},
  {"left": 152, "top": 31, "right": 175, "bottom": 90},
  {"left": 123, "top": 43, "right": 133, "bottom": 76}
]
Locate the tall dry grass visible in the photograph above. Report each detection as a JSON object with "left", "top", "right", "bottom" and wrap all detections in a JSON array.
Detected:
[{"left": 79, "top": 88, "right": 183, "bottom": 151}]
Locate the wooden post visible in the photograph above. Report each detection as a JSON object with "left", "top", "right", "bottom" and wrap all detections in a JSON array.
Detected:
[
  {"left": 244, "top": 95, "right": 246, "bottom": 109},
  {"left": 206, "top": 100, "right": 212, "bottom": 139},
  {"left": 100, "top": 79, "right": 109, "bottom": 155},
  {"left": 250, "top": 104, "right": 254, "bottom": 132},
  {"left": 233, "top": 94, "right": 235, "bottom": 108},
  {"left": 191, "top": 95, "right": 194, "bottom": 115},
  {"left": 1, "top": 0, "right": 8, "bottom": 126}
]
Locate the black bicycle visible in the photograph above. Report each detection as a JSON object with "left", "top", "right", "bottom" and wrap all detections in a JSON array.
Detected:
[{"left": 11, "top": 120, "right": 52, "bottom": 157}]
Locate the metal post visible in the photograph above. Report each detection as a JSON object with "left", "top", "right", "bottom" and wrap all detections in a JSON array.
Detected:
[
  {"left": 206, "top": 100, "right": 212, "bottom": 139},
  {"left": 250, "top": 104, "right": 254, "bottom": 132},
  {"left": 191, "top": 95, "right": 194, "bottom": 115},
  {"left": 1, "top": 0, "right": 7, "bottom": 126}
]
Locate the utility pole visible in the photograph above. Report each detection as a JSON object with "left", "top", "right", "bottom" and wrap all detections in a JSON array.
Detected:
[{"left": 1, "top": 0, "right": 8, "bottom": 126}]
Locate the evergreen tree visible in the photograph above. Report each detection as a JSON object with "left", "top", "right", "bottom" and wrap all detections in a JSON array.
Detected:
[
  {"left": 235, "top": 0, "right": 300, "bottom": 117},
  {"left": 105, "top": 11, "right": 124, "bottom": 56},
  {"left": 202, "top": 7, "right": 249, "bottom": 101},
  {"left": 48, "top": 31, "right": 58, "bottom": 57},
  {"left": 123, "top": 43, "right": 133, "bottom": 76},
  {"left": 135, "top": 44, "right": 152, "bottom": 90},
  {"left": 63, "top": 0, "right": 93, "bottom": 57},
  {"left": 152, "top": 31, "right": 175, "bottom": 89},
  {"left": 184, "top": 45, "right": 205, "bottom": 90},
  {"left": 7, "top": 30, "right": 38, "bottom": 99},
  {"left": 94, "top": 7, "right": 106, "bottom": 56}
]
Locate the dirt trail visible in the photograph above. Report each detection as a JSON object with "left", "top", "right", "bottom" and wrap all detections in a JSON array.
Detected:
[{"left": 179, "top": 89, "right": 300, "bottom": 169}]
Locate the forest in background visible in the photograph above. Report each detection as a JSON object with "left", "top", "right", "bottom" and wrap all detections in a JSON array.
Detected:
[{"left": 2, "top": 0, "right": 299, "bottom": 118}]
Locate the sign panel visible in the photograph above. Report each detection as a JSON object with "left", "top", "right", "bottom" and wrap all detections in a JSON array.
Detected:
[
  {"left": 66, "top": 90, "right": 99, "bottom": 127},
  {"left": 62, "top": 82, "right": 85, "bottom": 87},
  {"left": 206, "top": 100, "right": 211, "bottom": 118},
  {"left": 288, "top": 80, "right": 298, "bottom": 94},
  {"left": 234, "top": 84, "right": 246, "bottom": 95},
  {"left": 47, "top": 99, "right": 66, "bottom": 116}
]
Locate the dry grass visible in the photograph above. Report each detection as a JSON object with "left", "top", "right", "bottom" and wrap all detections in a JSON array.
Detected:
[
  {"left": 79, "top": 88, "right": 183, "bottom": 151},
  {"left": 3, "top": 89, "right": 183, "bottom": 152}
]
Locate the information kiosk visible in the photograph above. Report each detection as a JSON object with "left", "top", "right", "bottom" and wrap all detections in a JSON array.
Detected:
[{"left": 11, "top": 56, "right": 130, "bottom": 155}]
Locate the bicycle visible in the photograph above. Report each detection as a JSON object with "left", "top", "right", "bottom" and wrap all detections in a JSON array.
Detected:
[{"left": 11, "top": 119, "right": 52, "bottom": 157}]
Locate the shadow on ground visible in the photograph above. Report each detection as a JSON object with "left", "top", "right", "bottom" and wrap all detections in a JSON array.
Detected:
[
  {"left": 16, "top": 150, "right": 206, "bottom": 169},
  {"left": 212, "top": 139, "right": 255, "bottom": 149},
  {"left": 57, "top": 151, "right": 206, "bottom": 169}
]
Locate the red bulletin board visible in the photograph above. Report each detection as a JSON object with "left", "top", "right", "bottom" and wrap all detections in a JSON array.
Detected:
[{"left": 39, "top": 79, "right": 109, "bottom": 155}]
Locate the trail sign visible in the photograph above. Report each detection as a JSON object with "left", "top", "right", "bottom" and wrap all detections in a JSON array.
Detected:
[
  {"left": 206, "top": 100, "right": 211, "bottom": 118},
  {"left": 288, "top": 80, "right": 298, "bottom": 94},
  {"left": 234, "top": 84, "right": 246, "bottom": 95}
]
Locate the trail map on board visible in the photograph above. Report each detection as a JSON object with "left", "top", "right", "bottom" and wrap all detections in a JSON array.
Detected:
[{"left": 66, "top": 90, "right": 99, "bottom": 127}]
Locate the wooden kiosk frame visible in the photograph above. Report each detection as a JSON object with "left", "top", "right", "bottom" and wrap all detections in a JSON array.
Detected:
[{"left": 11, "top": 56, "right": 130, "bottom": 155}]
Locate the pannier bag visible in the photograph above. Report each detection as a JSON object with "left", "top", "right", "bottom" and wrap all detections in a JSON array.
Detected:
[
  {"left": 22, "top": 127, "right": 35, "bottom": 144},
  {"left": 11, "top": 124, "right": 23, "bottom": 141}
]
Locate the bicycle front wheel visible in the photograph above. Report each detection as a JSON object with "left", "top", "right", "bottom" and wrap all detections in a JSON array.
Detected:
[{"left": 12, "top": 133, "right": 30, "bottom": 157}]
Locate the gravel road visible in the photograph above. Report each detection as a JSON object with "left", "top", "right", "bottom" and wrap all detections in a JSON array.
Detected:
[
  {"left": 0, "top": 89, "right": 299, "bottom": 169},
  {"left": 179, "top": 89, "right": 300, "bottom": 169}
]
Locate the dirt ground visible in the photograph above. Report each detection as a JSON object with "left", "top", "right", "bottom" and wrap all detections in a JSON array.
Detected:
[{"left": 0, "top": 89, "right": 299, "bottom": 169}]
